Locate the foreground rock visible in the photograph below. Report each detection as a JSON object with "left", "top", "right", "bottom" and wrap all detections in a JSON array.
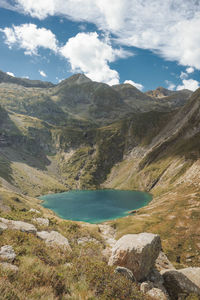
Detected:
[
  {"left": 0, "top": 222, "right": 8, "bottom": 232},
  {"left": 146, "top": 287, "right": 168, "bottom": 300},
  {"left": 108, "top": 233, "right": 161, "bottom": 281},
  {"left": 33, "top": 218, "right": 49, "bottom": 226},
  {"left": 37, "top": 231, "right": 71, "bottom": 250},
  {"left": 0, "top": 217, "right": 37, "bottom": 233},
  {"left": 0, "top": 262, "right": 19, "bottom": 272},
  {"left": 155, "top": 251, "right": 175, "bottom": 271},
  {"left": 115, "top": 266, "right": 135, "bottom": 282},
  {"left": 0, "top": 245, "right": 16, "bottom": 262},
  {"left": 163, "top": 268, "right": 200, "bottom": 299}
]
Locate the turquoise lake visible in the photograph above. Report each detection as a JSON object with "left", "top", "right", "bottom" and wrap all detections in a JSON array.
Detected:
[{"left": 40, "top": 190, "right": 152, "bottom": 224}]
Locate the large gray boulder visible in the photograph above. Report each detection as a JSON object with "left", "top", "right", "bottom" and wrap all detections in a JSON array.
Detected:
[
  {"left": 163, "top": 268, "right": 200, "bottom": 299},
  {"left": 0, "top": 245, "right": 16, "bottom": 262},
  {"left": 146, "top": 287, "right": 168, "bottom": 300},
  {"left": 0, "top": 217, "right": 37, "bottom": 233},
  {"left": 37, "top": 231, "right": 71, "bottom": 250},
  {"left": 108, "top": 233, "right": 161, "bottom": 281}
]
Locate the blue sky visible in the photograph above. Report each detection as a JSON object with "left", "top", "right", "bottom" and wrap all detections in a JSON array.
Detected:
[{"left": 0, "top": 0, "right": 199, "bottom": 91}]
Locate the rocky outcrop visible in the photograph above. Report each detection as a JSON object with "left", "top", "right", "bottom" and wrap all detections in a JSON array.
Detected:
[
  {"left": 77, "top": 237, "right": 99, "bottom": 245},
  {"left": 36, "top": 231, "right": 71, "bottom": 250},
  {"left": 0, "top": 217, "right": 37, "bottom": 233},
  {"left": 114, "top": 266, "right": 135, "bottom": 282},
  {"left": 0, "top": 245, "right": 16, "bottom": 262},
  {"left": 162, "top": 268, "right": 200, "bottom": 299},
  {"left": 33, "top": 218, "right": 49, "bottom": 226},
  {"left": 108, "top": 233, "right": 161, "bottom": 281},
  {"left": 0, "top": 222, "right": 8, "bottom": 231}
]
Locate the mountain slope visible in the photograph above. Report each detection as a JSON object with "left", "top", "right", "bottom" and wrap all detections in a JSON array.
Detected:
[{"left": 0, "top": 70, "right": 54, "bottom": 88}]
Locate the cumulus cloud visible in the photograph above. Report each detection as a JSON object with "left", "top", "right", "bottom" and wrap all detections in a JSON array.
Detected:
[
  {"left": 124, "top": 80, "right": 144, "bottom": 91},
  {"left": 177, "top": 79, "right": 199, "bottom": 92},
  {"left": 7, "top": 0, "right": 200, "bottom": 70},
  {"left": 60, "top": 32, "right": 132, "bottom": 85},
  {"left": 180, "top": 72, "right": 188, "bottom": 80},
  {"left": 39, "top": 70, "right": 47, "bottom": 77},
  {"left": 1, "top": 23, "right": 58, "bottom": 55},
  {"left": 186, "top": 67, "right": 195, "bottom": 74},
  {"left": 165, "top": 80, "right": 176, "bottom": 91},
  {"left": 6, "top": 71, "right": 15, "bottom": 77}
]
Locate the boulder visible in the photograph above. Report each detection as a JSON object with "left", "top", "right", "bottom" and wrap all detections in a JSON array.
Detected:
[
  {"left": 140, "top": 281, "right": 154, "bottom": 293},
  {"left": 146, "top": 288, "right": 168, "bottom": 300},
  {"left": 0, "top": 262, "right": 19, "bottom": 272},
  {"left": 0, "top": 222, "right": 8, "bottom": 231},
  {"left": 155, "top": 251, "right": 175, "bottom": 271},
  {"left": 114, "top": 266, "right": 136, "bottom": 282},
  {"left": 0, "top": 217, "right": 37, "bottom": 233},
  {"left": 108, "top": 233, "right": 161, "bottom": 281},
  {"left": 36, "top": 231, "right": 71, "bottom": 250},
  {"left": 163, "top": 268, "right": 200, "bottom": 299},
  {"left": 33, "top": 218, "right": 49, "bottom": 226},
  {"left": 0, "top": 245, "right": 16, "bottom": 262}
]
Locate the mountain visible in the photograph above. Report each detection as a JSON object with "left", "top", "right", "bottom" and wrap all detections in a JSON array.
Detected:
[
  {"left": 0, "top": 69, "right": 54, "bottom": 88},
  {"left": 146, "top": 86, "right": 175, "bottom": 98},
  {"left": 1, "top": 70, "right": 200, "bottom": 276}
]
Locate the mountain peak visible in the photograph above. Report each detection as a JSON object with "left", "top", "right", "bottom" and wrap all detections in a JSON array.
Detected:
[{"left": 58, "top": 73, "right": 92, "bottom": 86}]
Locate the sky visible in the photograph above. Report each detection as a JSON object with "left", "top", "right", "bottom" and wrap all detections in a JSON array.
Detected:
[{"left": 0, "top": 0, "right": 200, "bottom": 92}]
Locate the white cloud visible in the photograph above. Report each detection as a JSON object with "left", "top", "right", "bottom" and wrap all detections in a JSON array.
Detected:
[
  {"left": 6, "top": 71, "right": 15, "bottom": 77},
  {"left": 39, "top": 70, "right": 47, "bottom": 77},
  {"left": 177, "top": 79, "right": 199, "bottom": 92},
  {"left": 1, "top": 23, "right": 58, "bottom": 55},
  {"left": 186, "top": 67, "right": 195, "bottom": 74},
  {"left": 124, "top": 80, "right": 144, "bottom": 91},
  {"left": 60, "top": 32, "right": 132, "bottom": 85},
  {"left": 180, "top": 72, "right": 188, "bottom": 80},
  {"left": 165, "top": 80, "right": 176, "bottom": 91},
  {"left": 10, "top": 0, "right": 200, "bottom": 70}
]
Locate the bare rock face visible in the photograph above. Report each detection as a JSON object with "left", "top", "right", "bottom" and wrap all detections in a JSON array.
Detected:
[
  {"left": 0, "top": 217, "right": 37, "bottom": 233},
  {"left": 29, "top": 208, "right": 41, "bottom": 214},
  {"left": 163, "top": 268, "right": 200, "bottom": 299},
  {"left": 108, "top": 233, "right": 161, "bottom": 281},
  {"left": 33, "top": 218, "right": 49, "bottom": 226},
  {"left": 36, "top": 231, "right": 71, "bottom": 250},
  {"left": 0, "top": 245, "right": 16, "bottom": 262}
]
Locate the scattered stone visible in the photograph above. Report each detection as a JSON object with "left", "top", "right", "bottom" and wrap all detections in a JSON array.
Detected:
[
  {"left": 0, "top": 262, "right": 19, "bottom": 272},
  {"left": 0, "top": 222, "right": 8, "bottom": 231},
  {"left": 155, "top": 251, "right": 175, "bottom": 271},
  {"left": 29, "top": 208, "right": 41, "bottom": 214},
  {"left": 0, "top": 217, "right": 37, "bottom": 234},
  {"left": 108, "top": 233, "right": 161, "bottom": 281},
  {"left": 115, "top": 266, "right": 136, "bottom": 282},
  {"left": 77, "top": 237, "right": 99, "bottom": 245},
  {"left": 0, "top": 245, "right": 16, "bottom": 262},
  {"left": 140, "top": 281, "right": 154, "bottom": 293},
  {"left": 146, "top": 287, "right": 168, "bottom": 300},
  {"left": 36, "top": 231, "right": 71, "bottom": 250},
  {"left": 33, "top": 218, "right": 49, "bottom": 226},
  {"left": 163, "top": 268, "right": 200, "bottom": 299}
]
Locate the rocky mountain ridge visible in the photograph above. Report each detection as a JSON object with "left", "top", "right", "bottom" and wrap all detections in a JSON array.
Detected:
[{"left": 0, "top": 70, "right": 200, "bottom": 298}]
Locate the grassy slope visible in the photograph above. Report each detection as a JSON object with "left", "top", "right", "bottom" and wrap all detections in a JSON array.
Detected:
[{"left": 0, "top": 187, "right": 148, "bottom": 300}]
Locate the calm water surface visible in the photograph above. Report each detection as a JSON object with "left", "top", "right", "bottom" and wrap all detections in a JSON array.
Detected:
[{"left": 40, "top": 190, "right": 152, "bottom": 224}]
